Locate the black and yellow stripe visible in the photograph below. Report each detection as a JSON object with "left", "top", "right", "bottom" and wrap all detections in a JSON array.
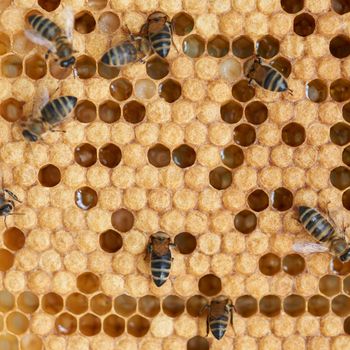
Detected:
[
  {"left": 28, "top": 14, "right": 61, "bottom": 41},
  {"left": 263, "top": 67, "right": 288, "bottom": 92},
  {"left": 209, "top": 315, "right": 229, "bottom": 340},
  {"left": 151, "top": 251, "right": 171, "bottom": 287},
  {"left": 101, "top": 42, "right": 137, "bottom": 67},
  {"left": 41, "top": 96, "right": 77, "bottom": 125},
  {"left": 149, "top": 22, "right": 171, "bottom": 58}
]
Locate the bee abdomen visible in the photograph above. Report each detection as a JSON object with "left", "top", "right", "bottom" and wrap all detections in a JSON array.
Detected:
[
  {"left": 210, "top": 315, "right": 228, "bottom": 340},
  {"left": 263, "top": 68, "right": 288, "bottom": 92},
  {"left": 150, "top": 25, "right": 171, "bottom": 58},
  {"left": 151, "top": 251, "right": 171, "bottom": 287},
  {"left": 28, "top": 15, "right": 61, "bottom": 41},
  {"left": 41, "top": 96, "right": 77, "bottom": 125},
  {"left": 101, "top": 43, "right": 137, "bottom": 67}
]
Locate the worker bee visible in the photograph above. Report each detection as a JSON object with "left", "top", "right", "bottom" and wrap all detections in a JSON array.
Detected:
[
  {"left": 25, "top": 7, "right": 76, "bottom": 70},
  {"left": 140, "top": 11, "right": 173, "bottom": 58},
  {"left": 21, "top": 88, "right": 77, "bottom": 142},
  {"left": 146, "top": 232, "right": 176, "bottom": 287},
  {"left": 245, "top": 56, "right": 293, "bottom": 94},
  {"left": 0, "top": 183, "right": 22, "bottom": 228},
  {"left": 201, "top": 295, "right": 235, "bottom": 340},
  {"left": 294, "top": 206, "right": 350, "bottom": 262},
  {"left": 101, "top": 35, "right": 151, "bottom": 67}
]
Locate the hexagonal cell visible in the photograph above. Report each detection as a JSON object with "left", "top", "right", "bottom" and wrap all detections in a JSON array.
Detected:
[
  {"left": 123, "top": 100, "right": 146, "bottom": 123},
  {"left": 75, "top": 55, "right": 96, "bottom": 79},
  {"left": 283, "top": 294, "right": 305, "bottom": 317},
  {"left": 114, "top": 294, "right": 137, "bottom": 317},
  {"left": 342, "top": 189, "right": 350, "bottom": 210},
  {"left": 98, "top": 11, "right": 120, "bottom": 34},
  {"left": 186, "top": 295, "right": 208, "bottom": 317},
  {"left": 6, "top": 312, "right": 28, "bottom": 335},
  {"left": 98, "top": 60, "right": 120, "bottom": 79},
  {"left": 330, "top": 35, "right": 350, "bottom": 59},
  {"left": 220, "top": 100, "right": 243, "bottom": 124},
  {"left": 38, "top": 0, "right": 60, "bottom": 11},
  {"left": 103, "top": 314, "right": 125, "bottom": 337},
  {"left": 0, "top": 290, "right": 14, "bottom": 312},
  {"left": 282, "top": 122, "right": 306, "bottom": 146},
  {"left": 232, "top": 36, "right": 254, "bottom": 59},
  {"left": 245, "top": 101, "right": 268, "bottom": 125},
  {"left": 281, "top": 0, "right": 304, "bottom": 13},
  {"left": 41, "top": 293, "right": 63, "bottom": 315},
  {"left": 99, "top": 100, "right": 120, "bottom": 123},
  {"left": 159, "top": 79, "right": 182, "bottom": 103},
  {"left": 343, "top": 102, "right": 350, "bottom": 122},
  {"left": 256, "top": 35, "right": 280, "bottom": 59},
  {"left": 172, "top": 144, "right": 196, "bottom": 168},
  {"left": 330, "top": 166, "right": 350, "bottom": 190},
  {"left": 148, "top": 144, "right": 171, "bottom": 168},
  {"left": 99, "top": 230, "right": 123, "bottom": 253},
  {"left": 111, "top": 208, "right": 134, "bottom": 232},
  {"left": 259, "top": 253, "right": 281, "bottom": 276},
  {"left": 234, "top": 124, "right": 256, "bottom": 147},
  {"left": 13, "top": 31, "right": 35, "bottom": 55},
  {"left": 17, "top": 291, "right": 39, "bottom": 314},
  {"left": 207, "top": 35, "right": 229, "bottom": 58},
  {"left": 0, "top": 249, "right": 14, "bottom": 271},
  {"left": 110, "top": 78, "right": 133, "bottom": 101},
  {"left": 234, "top": 210, "right": 257, "bottom": 234},
  {"left": 235, "top": 295, "right": 257, "bottom": 317},
  {"left": 174, "top": 232, "right": 197, "bottom": 254},
  {"left": 3, "top": 227, "right": 25, "bottom": 251},
  {"left": 24, "top": 54, "right": 46, "bottom": 80},
  {"left": 282, "top": 254, "right": 305, "bottom": 275},
  {"left": 209, "top": 166, "right": 232, "bottom": 190},
  {"left": 232, "top": 80, "right": 255, "bottom": 102},
  {"left": 90, "top": 294, "right": 112, "bottom": 315},
  {"left": 77, "top": 272, "right": 100, "bottom": 294},
  {"left": 99, "top": 143, "right": 122, "bottom": 168},
  {"left": 183, "top": 34, "right": 205, "bottom": 58},
  {"left": 49, "top": 59, "right": 72, "bottom": 80},
  {"left": 270, "top": 56, "right": 292, "bottom": 78},
  {"left": 20, "top": 334, "right": 42, "bottom": 350},
  {"left": 66, "top": 293, "right": 88, "bottom": 315},
  {"left": 345, "top": 316, "right": 350, "bottom": 334},
  {"left": 135, "top": 79, "right": 156, "bottom": 100},
  {"left": 259, "top": 295, "right": 281, "bottom": 317},
  {"left": 146, "top": 56, "right": 169, "bottom": 80},
  {"left": 248, "top": 189, "right": 269, "bottom": 212},
  {"left": 308, "top": 295, "right": 329, "bottom": 316},
  {"left": 333, "top": 258, "right": 350, "bottom": 275},
  {"left": 306, "top": 79, "right": 328, "bottom": 103},
  {"left": 162, "top": 295, "right": 185, "bottom": 318},
  {"left": 187, "top": 336, "right": 209, "bottom": 350},
  {"left": 75, "top": 100, "right": 97, "bottom": 123},
  {"left": 332, "top": 0, "right": 350, "bottom": 14},
  {"left": 127, "top": 315, "right": 150, "bottom": 337},
  {"left": 75, "top": 11, "right": 96, "bottom": 34},
  {"left": 0, "top": 98, "right": 24, "bottom": 122},
  {"left": 221, "top": 145, "right": 244, "bottom": 169},
  {"left": 272, "top": 187, "right": 293, "bottom": 211},
  {"left": 332, "top": 295, "right": 350, "bottom": 316},
  {"left": 138, "top": 295, "right": 160, "bottom": 318},
  {"left": 0, "top": 32, "right": 10, "bottom": 56},
  {"left": 80, "top": 313, "right": 101, "bottom": 336},
  {"left": 74, "top": 143, "right": 97, "bottom": 167},
  {"left": 75, "top": 186, "right": 98, "bottom": 210},
  {"left": 319, "top": 275, "right": 341, "bottom": 296},
  {"left": 345, "top": 276, "right": 350, "bottom": 295},
  {"left": 343, "top": 146, "right": 350, "bottom": 166},
  {"left": 1, "top": 54, "right": 22, "bottom": 78},
  {"left": 198, "top": 274, "right": 222, "bottom": 297},
  {"left": 330, "top": 79, "right": 350, "bottom": 102},
  {"left": 331, "top": 122, "right": 350, "bottom": 146},
  {"left": 293, "top": 13, "right": 315, "bottom": 37},
  {"left": 38, "top": 164, "right": 61, "bottom": 187},
  {"left": 172, "top": 12, "right": 194, "bottom": 36},
  {"left": 55, "top": 312, "right": 77, "bottom": 335},
  {"left": 88, "top": 0, "right": 108, "bottom": 10}
]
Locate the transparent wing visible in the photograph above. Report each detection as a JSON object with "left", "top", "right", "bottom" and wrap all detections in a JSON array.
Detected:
[
  {"left": 62, "top": 6, "right": 74, "bottom": 41},
  {"left": 32, "top": 86, "right": 50, "bottom": 117},
  {"left": 24, "top": 29, "right": 56, "bottom": 51},
  {"left": 293, "top": 242, "right": 329, "bottom": 254}
]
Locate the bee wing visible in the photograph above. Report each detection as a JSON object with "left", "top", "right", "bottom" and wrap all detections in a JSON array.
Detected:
[
  {"left": 32, "top": 86, "right": 50, "bottom": 117},
  {"left": 25, "top": 29, "right": 56, "bottom": 52},
  {"left": 293, "top": 242, "right": 329, "bottom": 254},
  {"left": 62, "top": 6, "right": 74, "bottom": 41}
]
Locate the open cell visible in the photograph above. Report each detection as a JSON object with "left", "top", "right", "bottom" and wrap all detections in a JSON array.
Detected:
[
  {"left": 332, "top": 0, "right": 350, "bottom": 14},
  {"left": 281, "top": 0, "right": 304, "bottom": 13},
  {"left": 331, "top": 123, "right": 350, "bottom": 146},
  {"left": 75, "top": 100, "right": 97, "bottom": 123},
  {"left": 235, "top": 295, "right": 257, "bottom": 317},
  {"left": 159, "top": 79, "right": 182, "bottom": 103},
  {"left": 343, "top": 146, "right": 350, "bottom": 166},
  {"left": 343, "top": 188, "right": 350, "bottom": 210},
  {"left": 319, "top": 275, "right": 341, "bottom": 296},
  {"left": 232, "top": 36, "right": 254, "bottom": 59},
  {"left": 306, "top": 79, "right": 328, "bottom": 103},
  {"left": 0, "top": 249, "right": 14, "bottom": 271},
  {"left": 0, "top": 33, "right": 10, "bottom": 56},
  {"left": 282, "top": 254, "right": 305, "bottom": 275},
  {"left": 3, "top": 227, "right": 25, "bottom": 251},
  {"left": 172, "top": 12, "right": 194, "bottom": 36},
  {"left": 38, "top": 0, "right": 60, "bottom": 11},
  {"left": 75, "top": 55, "right": 96, "bottom": 79},
  {"left": 162, "top": 295, "right": 185, "bottom": 318},
  {"left": 332, "top": 295, "right": 350, "bottom": 316},
  {"left": 343, "top": 102, "right": 350, "bottom": 122},
  {"left": 77, "top": 272, "right": 100, "bottom": 294},
  {"left": 207, "top": 35, "right": 229, "bottom": 58},
  {"left": 187, "top": 336, "right": 209, "bottom": 350},
  {"left": 234, "top": 124, "right": 256, "bottom": 147},
  {"left": 221, "top": 145, "right": 244, "bottom": 169},
  {"left": 99, "top": 100, "right": 120, "bottom": 123},
  {"left": 138, "top": 295, "right": 160, "bottom": 318},
  {"left": 17, "top": 291, "right": 39, "bottom": 314},
  {"left": 80, "top": 313, "right": 101, "bottom": 336},
  {"left": 283, "top": 294, "right": 305, "bottom": 317},
  {"left": 114, "top": 294, "right": 136, "bottom": 317},
  {"left": 6, "top": 312, "right": 28, "bottom": 335},
  {"left": 248, "top": 189, "right": 269, "bottom": 212},
  {"left": 0, "top": 98, "right": 24, "bottom": 122},
  {"left": 88, "top": 0, "right": 108, "bottom": 10},
  {"left": 259, "top": 253, "right": 281, "bottom": 275},
  {"left": 174, "top": 232, "right": 197, "bottom": 254},
  {"left": 98, "top": 12, "right": 120, "bottom": 34},
  {"left": 293, "top": 13, "right": 315, "bottom": 37},
  {"left": 331, "top": 79, "right": 350, "bottom": 102},
  {"left": 245, "top": 101, "right": 268, "bottom": 125},
  {"left": 1, "top": 54, "right": 22, "bottom": 78},
  {"left": 330, "top": 35, "right": 350, "bottom": 59},
  {"left": 148, "top": 144, "right": 171, "bottom": 168},
  {"left": 25, "top": 54, "right": 47, "bottom": 80},
  {"left": 0, "top": 334, "right": 18, "bottom": 350},
  {"left": 99, "top": 143, "right": 122, "bottom": 168},
  {"left": 0, "top": 290, "right": 14, "bottom": 312},
  {"left": 110, "top": 78, "right": 133, "bottom": 101},
  {"left": 186, "top": 295, "right": 208, "bottom": 317},
  {"left": 20, "top": 334, "right": 42, "bottom": 350},
  {"left": 282, "top": 123, "right": 306, "bottom": 146},
  {"left": 220, "top": 100, "right": 243, "bottom": 124},
  {"left": 333, "top": 258, "right": 350, "bottom": 275},
  {"left": 111, "top": 209, "right": 134, "bottom": 232},
  {"left": 99, "top": 230, "right": 123, "bottom": 253},
  {"left": 232, "top": 80, "right": 255, "bottom": 102},
  {"left": 198, "top": 274, "right": 222, "bottom": 296},
  {"left": 41, "top": 293, "right": 63, "bottom": 315},
  {"left": 74, "top": 143, "right": 97, "bottom": 167},
  {"left": 308, "top": 295, "right": 329, "bottom": 316},
  {"left": 330, "top": 166, "right": 350, "bottom": 190},
  {"left": 183, "top": 35, "right": 205, "bottom": 58},
  {"left": 272, "top": 187, "right": 293, "bottom": 211},
  {"left": 38, "top": 164, "right": 61, "bottom": 187},
  {"left": 75, "top": 11, "right": 96, "bottom": 34},
  {"left": 259, "top": 295, "right": 281, "bottom": 317},
  {"left": 13, "top": 31, "right": 35, "bottom": 55},
  {"left": 172, "top": 144, "right": 196, "bottom": 168},
  {"left": 75, "top": 186, "right": 98, "bottom": 210},
  {"left": 123, "top": 101, "right": 146, "bottom": 123},
  {"left": 98, "top": 60, "right": 120, "bottom": 79},
  {"left": 127, "top": 315, "right": 150, "bottom": 337},
  {"left": 104, "top": 314, "right": 125, "bottom": 337},
  {"left": 49, "top": 60, "right": 72, "bottom": 80},
  {"left": 146, "top": 56, "right": 169, "bottom": 80},
  {"left": 55, "top": 313, "right": 77, "bottom": 335},
  {"left": 256, "top": 35, "right": 280, "bottom": 59},
  {"left": 270, "top": 57, "right": 292, "bottom": 78},
  {"left": 234, "top": 210, "right": 257, "bottom": 234},
  {"left": 91, "top": 293, "right": 112, "bottom": 315},
  {"left": 66, "top": 293, "right": 88, "bottom": 315},
  {"left": 209, "top": 166, "right": 232, "bottom": 190}
]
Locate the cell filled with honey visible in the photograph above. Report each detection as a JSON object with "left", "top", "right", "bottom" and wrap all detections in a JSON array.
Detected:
[{"left": 138, "top": 295, "right": 160, "bottom": 318}]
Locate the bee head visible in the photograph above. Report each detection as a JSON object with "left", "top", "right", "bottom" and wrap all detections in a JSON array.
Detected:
[
  {"left": 148, "top": 11, "right": 168, "bottom": 22},
  {"left": 22, "top": 129, "right": 38, "bottom": 142},
  {"left": 151, "top": 231, "right": 170, "bottom": 241},
  {"left": 60, "top": 56, "right": 76, "bottom": 68}
]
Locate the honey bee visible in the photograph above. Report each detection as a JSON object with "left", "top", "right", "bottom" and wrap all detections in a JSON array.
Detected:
[
  {"left": 201, "top": 295, "right": 235, "bottom": 340},
  {"left": 0, "top": 181, "right": 22, "bottom": 227},
  {"left": 22, "top": 88, "right": 77, "bottom": 142},
  {"left": 294, "top": 206, "right": 350, "bottom": 262},
  {"left": 245, "top": 56, "right": 293, "bottom": 94},
  {"left": 25, "top": 7, "right": 76, "bottom": 69},
  {"left": 146, "top": 232, "right": 176, "bottom": 287},
  {"left": 140, "top": 11, "right": 173, "bottom": 58}
]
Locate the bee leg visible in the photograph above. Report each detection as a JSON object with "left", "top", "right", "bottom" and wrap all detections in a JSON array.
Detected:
[
  {"left": 144, "top": 243, "right": 151, "bottom": 260},
  {"left": 206, "top": 316, "right": 209, "bottom": 337},
  {"left": 44, "top": 49, "right": 53, "bottom": 60},
  {"left": 288, "top": 88, "right": 293, "bottom": 96},
  {"left": 4, "top": 216, "right": 8, "bottom": 229}
]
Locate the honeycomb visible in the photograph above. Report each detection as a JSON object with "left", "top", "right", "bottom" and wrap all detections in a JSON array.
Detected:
[{"left": 2, "top": 0, "right": 350, "bottom": 349}]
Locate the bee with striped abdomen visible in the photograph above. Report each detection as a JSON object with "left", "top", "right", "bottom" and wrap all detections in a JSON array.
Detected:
[
  {"left": 140, "top": 11, "right": 173, "bottom": 58},
  {"left": 0, "top": 181, "right": 22, "bottom": 228},
  {"left": 294, "top": 206, "right": 350, "bottom": 262},
  {"left": 201, "top": 295, "right": 234, "bottom": 340},
  {"left": 146, "top": 232, "right": 176, "bottom": 287},
  {"left": 22, "top": 88, "right": 77, "bottom": 142},
  {"left": 25, "top": 7, "right": 76, "bottom": 69},
  {"left": 245, "top": 56, "right": 292, "bottom": 94}
]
